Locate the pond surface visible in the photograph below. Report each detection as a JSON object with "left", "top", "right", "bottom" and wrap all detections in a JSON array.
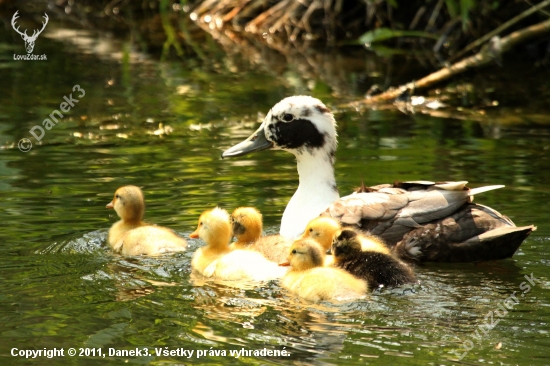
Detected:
[{"left": 1, "top": 14, "right": 550, "bottom": 366}]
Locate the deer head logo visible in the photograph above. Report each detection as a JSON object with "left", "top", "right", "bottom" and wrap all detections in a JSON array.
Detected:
[{"left": 11, "top": 11, "right": 49, "bottom": 54}]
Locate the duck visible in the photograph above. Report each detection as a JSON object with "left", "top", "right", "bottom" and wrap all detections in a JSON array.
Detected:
[
  {"left": 229, "top": 206, "right": 292, "bottom": 264},
  {"left": 106, "top": 185, "right": 187, "bottom": 256},
  {"left": 279, "top": 238, "right": 367, "bottom": 302},
  {"left": 332, "top": 228, "right": 416, "bottom": 289},
  {"left": 222, "top": 95, "right": 535, "bottom": 262},
  {"left": 190, "top": 207, "right": 287, "bottom": 281},
  {"left": 300, "top": 216, "right": 390, "bottom": 254},
  {"left": 300, "top": 216, "right": 391, "bottom": 266}
]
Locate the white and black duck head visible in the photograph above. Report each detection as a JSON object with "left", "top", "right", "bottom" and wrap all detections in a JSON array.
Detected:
[{"left": 223, "top": 96, "right": 340, "bottom": 239}]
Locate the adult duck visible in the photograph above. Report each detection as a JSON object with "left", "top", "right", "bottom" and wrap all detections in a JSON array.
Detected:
[{"left": 222, "top": 96, "right": 535, "bottom": 262}]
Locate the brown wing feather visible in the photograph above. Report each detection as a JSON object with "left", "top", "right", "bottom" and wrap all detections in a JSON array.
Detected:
[
  {"left": 394, "top": 204, "right": 536, "bottom": 262},
  {"left": 321, "top": 181, "right": 534, "bottom": 262},
  {"left": 323, "top": 181, "right": 472, "bottom": 245}
]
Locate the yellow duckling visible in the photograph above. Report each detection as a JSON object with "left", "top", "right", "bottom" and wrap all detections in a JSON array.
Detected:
[
  {"left": 332, "top": 228, "right": 416, "bottom": 289},
  {"left": 279, "top": 239, "right": 367, "bottom": 302},
  {"left": 230, "top": 207, "right": 291, "bottom": 264},
  {"left": 106, "top": 186, "right": 187, "bottom": 256},
  {"left": 190, "top": 207, "right": 287, "bottom": 281},
  {"left": 300, "top": 216, "right": 390, "bottom": 265}
]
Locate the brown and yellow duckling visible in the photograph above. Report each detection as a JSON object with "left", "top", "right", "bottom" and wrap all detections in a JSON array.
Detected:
[
  {"left": 190, "top": 207, "right": 287, "bottom": 281},
  {"left": 299, "top": 217, "right": 341, "bottom": 252},
  {"left": 106, "top": 185, "right": 187, "bottom": 256},
  {"left": 230, "top": 207, "right": 291, "bottom": 264},
  {"left": 300, "top": 216, "right": 391, "bottom": 265},
  {"left": 331, "top": 228, "right": 416, "bottom": 289},
  {"left": 279, "top": 238, "right": 367, "bottom": 302}
]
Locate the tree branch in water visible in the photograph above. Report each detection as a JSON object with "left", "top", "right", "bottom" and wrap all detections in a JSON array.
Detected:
[{"left": 364, "top": 17, "right": 550, "bottom": 104}]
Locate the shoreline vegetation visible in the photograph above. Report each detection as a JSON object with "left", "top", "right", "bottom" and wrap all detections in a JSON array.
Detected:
[
  {"left": 189, "top": 0, "right": 550, "bottom": 105},
  {"left": 5, "top": 0, "right": 550, "bottom": 109}
]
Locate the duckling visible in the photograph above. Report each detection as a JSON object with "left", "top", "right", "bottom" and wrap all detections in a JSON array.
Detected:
[
  {"left": 279, "top": 238, "right": 367, "bottom": 302},
  {"left": 332, "top": 228, "right": 416, "bottom": 289},
  {"left": 117, "top": 226, "right": 187, "bottom": 256},
  {"left": 300, "top": 216, "right": 390, "bottom": 266},
  {"left": 190, "top": 207, "right": 286, "bottom": 281},
  {"left": 230, "top": 207, "right": 291, "bottom": 264},
  {"left": 106, "top": 185, "right": 186, "bottom": 255},
  {"left": 299, "top": 217, "right": 340, "bottom": 252}
]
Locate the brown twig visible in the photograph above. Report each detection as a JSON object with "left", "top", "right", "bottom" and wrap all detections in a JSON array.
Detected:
[
  {"left": 448, "top": 0, "right": 550, "bottom": 63},
  {"left": 363, "top": 17, "right": 550, "bottom": 104}
]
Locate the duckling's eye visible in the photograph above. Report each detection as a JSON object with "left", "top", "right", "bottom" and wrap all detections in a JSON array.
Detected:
[
  {"left": 115, "top": 194, "right": 120, "bottom": 199},
  {"left": 291, "top": 249, "right": 297, "bottom": 254},
  {"left": 309, "top": 228, "right": 313, "bottom": 233},
  {"left": 282, "top": 113, "right": 294, "bottom": 122},
  {"left": 199, "top": 221, "right": 203, "bottom": 226}
]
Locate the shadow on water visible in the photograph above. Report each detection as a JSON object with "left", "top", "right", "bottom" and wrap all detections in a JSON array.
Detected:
[{"left": 0, "top": 4, "right": 549, "bottom": 366}]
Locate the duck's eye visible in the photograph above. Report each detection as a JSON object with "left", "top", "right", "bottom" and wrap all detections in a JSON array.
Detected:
[
  {"left": 309, "top": 228, "right": 313, "bottom": 233},
  {"left": 291, "top": 249, "right": 297, "bottom": 254},
  {"left": 199, "top": 221, "right": 203, "bottom": 226},
  {"left": 115, "top": 194, "right": 120, "bottom": 199},
  {"left": 282, "top": 113, "right": 294, "bottom": 122}
]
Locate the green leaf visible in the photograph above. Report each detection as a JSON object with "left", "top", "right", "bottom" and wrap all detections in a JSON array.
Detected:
[
  {"left": 357, "top": 28, "right": 439, "bottom": 45},
  {"left": 445, "top": 0, "right": 459, "bottom": 18},
  {"left": 460, "top": 0, "right": 475, "bottom": 28}
]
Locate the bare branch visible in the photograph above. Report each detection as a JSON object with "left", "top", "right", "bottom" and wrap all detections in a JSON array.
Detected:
[{"left": 363, "top": 18, "right": 550, "bottom": 104}]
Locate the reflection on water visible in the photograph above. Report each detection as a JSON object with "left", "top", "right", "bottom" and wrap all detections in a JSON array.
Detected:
[{"left": 0, "top": 12, "right": 550, "bottom": 366}]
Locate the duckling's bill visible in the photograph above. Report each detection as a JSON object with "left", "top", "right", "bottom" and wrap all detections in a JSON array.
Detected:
[{"left": 222, "top": 122, "right": 273, "bottom": 158}]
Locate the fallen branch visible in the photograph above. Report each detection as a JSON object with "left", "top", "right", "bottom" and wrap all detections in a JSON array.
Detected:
[
  {"left": 448, "top": 0, "right": 550, "bottom": 63},
  {"left": 364, "top": 17, "right": 550, "bottom": 104}
]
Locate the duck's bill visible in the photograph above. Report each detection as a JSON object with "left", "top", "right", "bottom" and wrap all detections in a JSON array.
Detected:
[
  {"left": 106, "top": 201, "right": 114, "bottom": 209},
  {"left": 278, "top": 261, "right": 290, "bottom": 267},
  {"left": 222, "top": 123, "right": 273, "bottom": 158}
]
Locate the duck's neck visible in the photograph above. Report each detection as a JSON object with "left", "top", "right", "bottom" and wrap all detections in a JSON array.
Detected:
[
  {"left": 123, "top": 217, "right": 143, "bottom": 227},
  {"left": 280, "top": 150, "right": 339, "bottom": 239},
  {"left": 206, "top": 236, "right": 231, "bottom": 255},
  {"left": 237, "top": 232, "right": 258, "bottom": 244}
]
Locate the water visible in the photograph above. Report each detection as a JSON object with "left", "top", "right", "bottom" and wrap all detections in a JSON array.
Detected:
[{"left": 1, "top": 13, "right": 550, "bottom": 366}]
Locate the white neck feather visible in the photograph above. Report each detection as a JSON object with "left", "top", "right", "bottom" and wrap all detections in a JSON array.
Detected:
[{"left": 280, "top": 150, "right": 339, "bottom": 239}]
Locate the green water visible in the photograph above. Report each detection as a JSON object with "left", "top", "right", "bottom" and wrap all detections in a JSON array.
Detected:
[{"left": 1, "top": 16, "right": 550, "bottom": 366}]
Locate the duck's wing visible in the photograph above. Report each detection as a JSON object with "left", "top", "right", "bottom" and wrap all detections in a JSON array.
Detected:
[
  {"left": 203, "top": 259, "right": 219, "bottom": 278},
  {"left": 393, "top": 203, "right": 536, "bottom": 262},
  {"left": 324, "top": 181, "right": 499, "bottom": 245}
]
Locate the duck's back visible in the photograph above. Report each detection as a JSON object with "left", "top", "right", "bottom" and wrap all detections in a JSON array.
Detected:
[
  {"left": 324, "top": 181, "right": 535, "bottom": 262},
  {"left": 230, "top": 235, "right": 291, "bottom": 264},
  {"left": 118, "top": 226, "right": 187, "bottom": 256},
  {"left": 336, "top": 251, "right": 416, "bottom": 289},
  {"left": 210, "top": 250, "right": 287, "bottom": 281},
  {"left": 249, "top": 235, "right": 292, "bottom": 264},
  {"left": 283, "top": 267, "right": 367, "bottom": 302}
]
